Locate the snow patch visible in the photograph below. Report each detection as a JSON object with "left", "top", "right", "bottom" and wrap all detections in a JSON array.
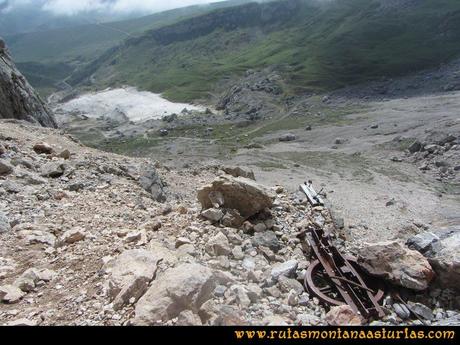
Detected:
[{"left": 56, "top": 87, "right": 205, "bottom": 122}]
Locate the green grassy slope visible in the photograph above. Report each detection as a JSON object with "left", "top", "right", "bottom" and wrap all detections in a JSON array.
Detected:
[
  {"left": 15, "top": 62, "right": 74, "bottom": 97},
  {"left": 5, "top": 0, "right": 252, "bottom": 64},
  {"left": 3, "top": 0, "right": 252, "bottom": 95},
  {"left": 73, "top": 0, "right": 460, "bottom": 102}
]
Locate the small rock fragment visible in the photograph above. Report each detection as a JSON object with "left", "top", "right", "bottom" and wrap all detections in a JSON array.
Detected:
[
  {"left": 0, "top": 285, "right": 25, "bottom": 303},
  {"left": 60, "top": 227, "right": 86, "bottom": 244},
  {"left": 0, "top": 159, "right": 13, "bottom": 175},
  {"left": 325, "top": 305, "right": 364, "bottom": 326},
  {"left": 201, "top": 208, "right": 224, "bottom": 222},
  {"left": 33, "top": 142, "right": 54, "bottom": 154}
]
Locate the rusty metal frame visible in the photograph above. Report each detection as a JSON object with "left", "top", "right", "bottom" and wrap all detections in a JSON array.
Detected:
[{"left": 303, "top": 225, "right": 385, "bottom": 320}]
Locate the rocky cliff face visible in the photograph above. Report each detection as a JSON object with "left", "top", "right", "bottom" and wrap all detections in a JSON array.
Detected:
[
  {"left": 0, "top": 37, "right": 57, "bottom": 128},
  {"left": 131, "top": 0, "right": 301, "bottom": 46}
]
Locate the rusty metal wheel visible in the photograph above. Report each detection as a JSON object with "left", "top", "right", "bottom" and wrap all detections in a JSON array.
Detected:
[{"left": 304, "top": 256, "right": 385, "bottom": 307}]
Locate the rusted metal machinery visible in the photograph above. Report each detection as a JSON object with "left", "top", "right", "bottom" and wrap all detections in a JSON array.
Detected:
[
  {"left": 298, "top": 181, "right": 385, "bottom": 320},
  {"left": 299, "top": 225, "right": 386, "bottom": 320}
]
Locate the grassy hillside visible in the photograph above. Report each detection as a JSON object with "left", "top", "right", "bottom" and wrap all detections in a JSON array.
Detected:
[
  {"left": 4, "top": 0, "right": 252, "bottom": 96},
  {"left": 71, "top": 0, "right": 460, "bottom": 102},
  {"left": 5, "top": 0, "right": 252, "bottom": 65},
  {"left": 16, "top": 61, "right": 73, "bottom": 93}
]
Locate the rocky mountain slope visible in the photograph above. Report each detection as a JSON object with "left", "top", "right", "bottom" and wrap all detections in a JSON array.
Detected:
[
  {"left": 0, "top": 38, "right": 57, "bottom": 128},
  {"left": 0, "top": 120, "right": 459, "bottom": 326}
]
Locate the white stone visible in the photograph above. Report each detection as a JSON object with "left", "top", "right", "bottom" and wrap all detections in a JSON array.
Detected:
[{"left": 133, "top": 263, "right": 215, "bottom": 325}]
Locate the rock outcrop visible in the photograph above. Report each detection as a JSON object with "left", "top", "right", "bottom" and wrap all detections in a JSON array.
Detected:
[
  {"left": 139, "top": 164, "right": 167, "bottom": 202},
  {"left": 357, "top": 240, "right": 435, "bottom": 291},
  {"left": 104, "top": 249, "right": 161, "bottom": 310},
  {"left": 428, "top": 231, "right": 460, "bottom": 292},
  {"left": 0, "top": 37, "right": 57, "bottom": 127},
  {"left": 133, "top": 263, "right": 216, "bottom": 325},
  {"left": 197, "top": 175, "right": 274, "bottom": 219}
]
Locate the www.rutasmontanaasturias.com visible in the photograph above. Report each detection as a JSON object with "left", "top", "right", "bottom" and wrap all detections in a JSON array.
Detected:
[{"left": 234, "top": 328, "right": 456, "bottom": 340}]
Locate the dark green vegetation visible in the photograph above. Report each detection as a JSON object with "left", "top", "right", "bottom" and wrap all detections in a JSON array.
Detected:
[
  {"left": 15, "top": 62, "right": 74, "bottom": 97},
  {"left": 68, "top": 0, "right": 460, "bottom": 102}
]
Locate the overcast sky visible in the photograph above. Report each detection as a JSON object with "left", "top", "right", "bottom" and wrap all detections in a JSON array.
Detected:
[{"left": 0, "top": 0, "right": 225, "bottom": 15}]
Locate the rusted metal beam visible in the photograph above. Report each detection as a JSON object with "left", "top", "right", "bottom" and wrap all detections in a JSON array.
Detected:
[{"left": 303, "top": 225, "right": 385, "bottom": 320}]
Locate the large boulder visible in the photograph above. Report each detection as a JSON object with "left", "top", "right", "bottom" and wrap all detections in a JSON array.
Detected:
[
  {"left": 197, "top": 175, "right": 274, "bottom": 219},
  {"left": 428, "top": 231, "right": 460, "bottom": 291},
  {"left": 13, "top": 268, "right": 56, "bottom": 292},
  {"left": 357, "top": 241, "right": 434, "bottom": 290},
  {"left": 104, "top": 249, "right": 161, "bottom": 310},
  {"left": 133, "top": 263, "right": 216, "bottom": 325}
]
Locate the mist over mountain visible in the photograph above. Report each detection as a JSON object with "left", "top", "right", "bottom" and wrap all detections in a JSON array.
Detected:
[{"left": 0, "top": 0, "right": 228, "bottom": 34}]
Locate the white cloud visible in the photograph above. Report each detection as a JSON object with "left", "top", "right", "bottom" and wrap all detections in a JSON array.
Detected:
[
  {"left": 0, "top": 0, "right": 33, "bottom": 13},
  {"left": 1, "top": 0, "right": 225, "bottom": 16},
  {"left": 42, "top": 0, "right": 108, "bottom": 15}
]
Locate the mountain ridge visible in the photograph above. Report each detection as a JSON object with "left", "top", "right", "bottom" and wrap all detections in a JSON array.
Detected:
[{"left": 67, "top": 0, "right": 460, "bottom": 102}]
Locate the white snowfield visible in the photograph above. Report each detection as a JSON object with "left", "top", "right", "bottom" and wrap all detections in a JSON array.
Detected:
[{"left": 56, "top": 87, "right": 205, "bottom": 122}]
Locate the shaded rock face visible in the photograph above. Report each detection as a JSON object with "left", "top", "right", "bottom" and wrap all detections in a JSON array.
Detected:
[
  {"left": 428, "top": 231, "right": 460, "bottom": 292},
  {"left": 197, "top": 175, "right": 274, "bottom": 219},
  {"left": 406, "top": 232, "right": 441, "bottom": 256},
  {"left": 357, "top": 240, "right": 435, "bottom": 291},
  {"left": 0, "top": 38, "right": 57, "bottom": 128},
  {"left": 145, "top": 0, "right": 301, "bottom": 45},
  {"left": 139, "top": 164, "right": 167, "bottom": 202}
]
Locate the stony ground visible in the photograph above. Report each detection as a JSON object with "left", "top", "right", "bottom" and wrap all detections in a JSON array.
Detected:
[
  {"left": 233, "top": 90, "right": 460, "bottom": 244},
  {"left": 1, "top": 120, "right": 459, "bottom": 326},
  {"left": 0, "top": 120, "right": 326, "bottom": 326}
]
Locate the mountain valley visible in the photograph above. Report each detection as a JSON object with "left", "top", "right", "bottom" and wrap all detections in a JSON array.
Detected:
[{"left": 0, "top": 0, "right": 460, "bottom": 328}]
